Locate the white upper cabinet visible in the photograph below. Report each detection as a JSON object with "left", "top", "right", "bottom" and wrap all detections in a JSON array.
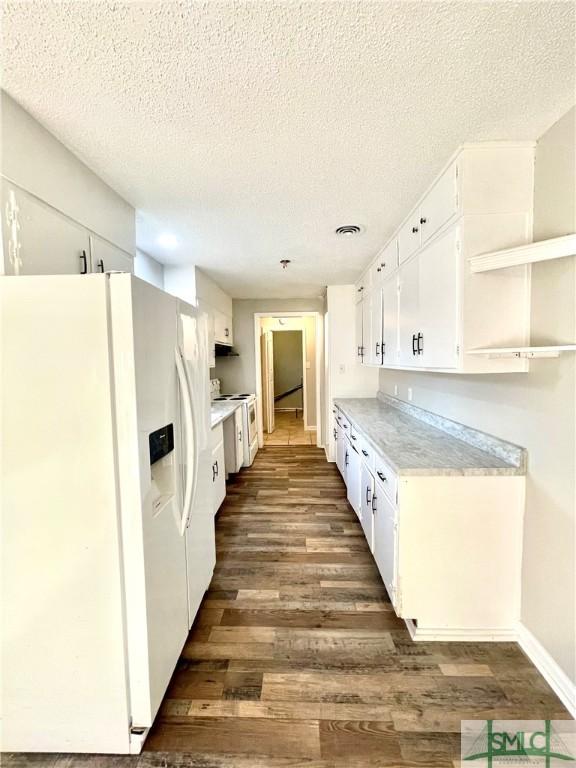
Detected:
[
  {"left": 398, "top": 213, "right": 422, "bottom": 265},
  {"left": 419, "top": 162, "right": 459, "bottom": 246},
  {"left": 214, "top": 310, "right": 233, "bottom": 346},
  {"left": 89, "top": 235, "right": 133, "bottom": 274},
  {"left": 362, "top": 289, "right": 374, "bottom": 365},
  {"left": 2, "top": 182, "right": 90, "bottom": 276},
  {"left": 356, "top": 142, "right": 535, "bottom": 374}
]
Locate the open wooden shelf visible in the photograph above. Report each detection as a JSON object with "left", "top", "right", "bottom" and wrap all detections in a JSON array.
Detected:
[
  {"left": 469, "top": 233, "right": 576, "bottom": 273},
  {"left": 467, "top": 345, "right": 576, "bottom": 359}
]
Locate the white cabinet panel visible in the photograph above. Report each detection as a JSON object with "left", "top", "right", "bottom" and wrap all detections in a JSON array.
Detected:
[
  {"left": 419, "top": 228, "right": 460, "bottom": 369},
  {"left": 346, "top": 441, "right": 362, "bottom": 518},
  {"left": 398, "top": 256, "right": 420, "bottom": 366},
  {"left": 89, "top": 235, "right": 133, "bottom": 274},
  {"left": 361, "top": 291, "right": 372, "bottom": 365},
  {"left": 371, "top": 238, "right": 398, "bottom": 287},
  {"left": 382, "top": 276, "right": 398, "bottom": 365},
  {"left": 355, "top": 299, "right": 364, "bottom": 362},
  {"left": 398, "top": 214, "right": 421, "bottom": 264},
  {"left": 360, "top": 462, "right": 375, "bottom": 552},
  {"left": 2, "top": 182, "right": 90, "bottom": 275},
  {"left": 214, "top": 310, "right": 233, "bottom": 346},
  {"left": 336, "top": 423, "right": 346, "bottom": 479},
  {"left": 373, "top": 480, "right": 397, "bottom": 603},
  {"left": 369, "top": 288, "right": 383, "bottom": 365},
  {"left": 420, "top": 162, "right": 458, "bottom": 246},
  {"left": 211, "top": 439, "right": 226, "bottom": 515}
]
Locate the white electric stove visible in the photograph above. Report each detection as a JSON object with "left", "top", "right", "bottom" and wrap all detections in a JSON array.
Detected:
[{"left": 212, "top": 389, "right": 258, "bottom": 467}]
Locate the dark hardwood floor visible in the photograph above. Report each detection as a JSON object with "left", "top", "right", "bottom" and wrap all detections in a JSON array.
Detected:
[{"left": 5, "top": 446, "right": 570, "bottom": 767}]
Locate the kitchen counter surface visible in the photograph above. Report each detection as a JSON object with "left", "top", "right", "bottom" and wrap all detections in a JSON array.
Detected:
[
  {"left": 334, "top": 397, "right": 526, "bottom": 476},
  {"left": 211, "top": 400, "right": 241, "bottom": 429}
]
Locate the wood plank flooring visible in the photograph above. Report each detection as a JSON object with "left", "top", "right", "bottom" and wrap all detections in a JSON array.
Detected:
[{"left": 4, "top": 446, "right": 570, "bottom": 768}]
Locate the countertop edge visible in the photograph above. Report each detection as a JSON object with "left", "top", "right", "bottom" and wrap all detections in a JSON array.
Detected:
[{"left": 334, "top": 398, "right": 526, "bottom": 477}]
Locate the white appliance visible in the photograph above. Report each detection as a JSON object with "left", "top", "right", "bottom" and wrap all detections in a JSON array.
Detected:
[
  {"left": 212, "top": 393, "right": 258, "bottom": 466},
  {"left": 1, "top": 274, "right": 216, "bottom": 754}
]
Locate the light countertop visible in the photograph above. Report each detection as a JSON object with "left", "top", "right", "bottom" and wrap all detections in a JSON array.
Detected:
[
  {"left": 211, "top": 400, "right": 241, "bottom": 429},
  {"left": 334, "top": 397, "right": 525, "bottom": 476}
]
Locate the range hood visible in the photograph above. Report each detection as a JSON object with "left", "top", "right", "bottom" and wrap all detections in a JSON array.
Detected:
[{"left": 215, "top": 343, "right": 239, "bottom": 357}]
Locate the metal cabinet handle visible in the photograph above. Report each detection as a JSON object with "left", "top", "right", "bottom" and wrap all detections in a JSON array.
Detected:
[
  {"left": 377, "top": 471, "right": 386, "bottom": 482},
  {"left": 417, "top": 332, "right": 424, "bottom": 355},
  {"left": 342, "top": 423, "right": 348, "bottom": 428},
  {"left": 212, "top": 462, "right": 217, "bottom": 481},
  {"left": 361, "top": 449, "right": 368, "bottom": 457},
  {"left": 97, "top": 259, "right": 104, "bottom": 273},
  {"left": 225, "top": 328, "right": 229, "bottom": 337},
  {"left": 80, "top": 250, "right": 88, "bottom": 274},
  {"left": 376, "top": 267, "right": 381, "bottom": 272},
  {"left": 238, "top": 430, "right": 242, "bottom": 441},
  {"left": 420, "top": 217, "right": 427, "bottom": 224},
  {"left": 351, "top": 435, "right": 357, "bottom": 441},
  {"left": 366, "top": 485, "right": 372, "bottom": 504},
  {"left": 412, "top": 226, "right": 419, "bottom": 233},
  {"left": 215, "top": 460, "right": 219, "bottom": 477},
  {"left": 376, "top": 341, "right": 380, "bottom": 357},
  {"left": 372, "top": 493, "right": 377, "bottom": 512},
  {"left": 412, "top": 334, "right": 418, "bottom": 356},
  {"left": 345, "top": 451, "right": 349, "bottom": 466},
  {"left": 381, "top": 262, "right": 386, "bottom": 268},
  {"left": 381, "top": 341, "right": 386, "bottom": 358}
]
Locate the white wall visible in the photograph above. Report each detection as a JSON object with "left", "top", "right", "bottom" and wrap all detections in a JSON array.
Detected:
[
  {"left": 216, "top": 298, "right": 324, "bottom": 395},
  {"left": 134, "top": 249, "right": 164, "bottom": 289},
  {"left": 379, "top": 107, "right": 576, "bottom": 684},
  {"left": 1, "top": 91, "right": 135, "bottom": 255},
  {"left": 272, "top": 330, "right": 304, "bottom": 409}
]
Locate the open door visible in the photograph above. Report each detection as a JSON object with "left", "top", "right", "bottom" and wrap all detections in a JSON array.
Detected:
[{"left": 260, "top": 330, "right": 275, "bottom": 433}]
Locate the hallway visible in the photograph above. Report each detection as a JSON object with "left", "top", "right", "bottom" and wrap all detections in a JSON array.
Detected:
[
  {"left": 144, "top": 446, "right": 570, "bottom": 766},
  {"left": 263, "top": 410, "right": 317, "bottom": 446}
]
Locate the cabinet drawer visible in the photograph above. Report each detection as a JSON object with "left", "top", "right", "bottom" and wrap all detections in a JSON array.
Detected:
[
  {"left": 339, "top": 414, "right": 351, "bottom": 435},
  {"left": 358, "top": 435, "right": 375, "bottom": 470},
  {"left": 348, "top": 421, "right": 361, "bottom": 448},
  {"left": 211, "top": 422, "right": 224, "bottom": 450},
  {"left": 374, "top": 453, "right": 397, "bottom": 505}
]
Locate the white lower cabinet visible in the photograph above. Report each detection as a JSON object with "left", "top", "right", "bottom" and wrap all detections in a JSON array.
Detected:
[
  {"left": 223, "top": 408, "right": 243, "bottom": 474},
  {"left": 210, "top": 424, "right": 226, "bottom": 515},
  {"left": 360, "top": 462, "right": 374, "bottom": 552},
  {"left": 372, "top": 479, "right": 397, "bottom": 604},
  {"left": 335, "top": 404, "right": 524, "bottom": 639},
  {"left": 345, "top": 439, "right": 362, "bottom": 519}
]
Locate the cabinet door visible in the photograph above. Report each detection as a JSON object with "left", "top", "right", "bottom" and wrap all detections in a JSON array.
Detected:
[
  {"left": 335, "top": 424, "right": 345, "bottom": 477},
  {"left": 361, "top": 290, "right": 373, "bottom": 366},
  {"left": 355, "top": 299, "right": 364, "bottom": 363},
  {"left": 211, "top": 441, "right": 226, "bottom": 514},
  {"left": 354, "top": 279, "right": 366, "bottom": 304},
  {"left": 373, "top": 481, "right": 397, "bottom": 602},
  {"left": 360, "top": 462, "right": 375, "bottom": 551},
  {"left": 372, "top": 238, "right": 398, "bottom": 286},
  {"left": 234, "top": 408, "right": 244, "bottom": 471},
  {"left": 214, "top": 310, "right": 233, "bottom": 345},
  {"left": 419, "top": 228, "right": 460, "bottom": 369},
  {"left": 382, "top": 276, "right": 398, "bottom": 365},
  {"left": 346, "top": 443, "right": 362, "bottom": 518},
  {"left": 398, "top": 256, "right": 420, "bottom": 366},
  {"left": 2, "top": 182, "right": 90, "bottom": 275},
  {"left": 420, "top": 162, "right": 458, "bottom": 246},
  {"left": 89, "top": 235, "right": 133, "bottom": 273},
  {"left": 369, "top": 287, "right": 383, "bottom": 365},
  {"left": 398, "top": 213, "right": 421, "bottom": 264}
]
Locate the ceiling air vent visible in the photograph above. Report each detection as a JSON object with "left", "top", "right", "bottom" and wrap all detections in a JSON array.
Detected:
[{"left": 335, "top": 225, "right": 363, "bottom": 236}]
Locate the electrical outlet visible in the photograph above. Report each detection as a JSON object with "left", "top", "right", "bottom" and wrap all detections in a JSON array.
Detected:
[{"left": 407, "top": 387, "right": 413, "bottom": 401}]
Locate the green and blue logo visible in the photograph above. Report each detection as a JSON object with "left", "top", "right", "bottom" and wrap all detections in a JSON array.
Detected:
[{"left": 462, "top": 720, "right": 575, "bottom": 766}]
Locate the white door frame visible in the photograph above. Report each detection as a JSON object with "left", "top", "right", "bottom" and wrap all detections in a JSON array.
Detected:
[
  {"left": 254, "top": 312, "right": 323, "bottom": 449},
  {"left": 270, "top": 327, "right": 307, "bottom": 426}
]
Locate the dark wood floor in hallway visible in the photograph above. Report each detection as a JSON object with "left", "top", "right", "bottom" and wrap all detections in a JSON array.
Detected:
[{"left": 144, "top": 445, "right": 570, "bottom": 767}]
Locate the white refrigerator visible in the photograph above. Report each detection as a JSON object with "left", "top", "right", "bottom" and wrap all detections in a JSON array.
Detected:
[{"left": 1, "top": 273, "right": 216, "bottom": 753}]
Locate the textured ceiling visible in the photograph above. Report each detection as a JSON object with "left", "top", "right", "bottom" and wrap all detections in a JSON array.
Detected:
[{"left": 2, "top": 1, "right": 574, "bottom": 298}]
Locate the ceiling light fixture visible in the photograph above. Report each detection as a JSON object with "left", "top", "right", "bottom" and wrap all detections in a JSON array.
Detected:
[
  {"left": 157, "top": 233, "right": 179, "bottom": 249},
  {"left": 280, "top": 259, "right": 291, "bottom": 269},
  {"left": 335, "top": 225, "right": 363, "bottom": 236}
]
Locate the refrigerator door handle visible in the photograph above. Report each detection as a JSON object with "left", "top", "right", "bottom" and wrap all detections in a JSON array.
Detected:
[{"left": 175, "top": 346, "right": 197, "bottom": 536}]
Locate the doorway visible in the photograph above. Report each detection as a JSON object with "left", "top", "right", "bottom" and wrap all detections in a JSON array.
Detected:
[{"left": 255, "top": 313, "right": 323, "bottom": 448}]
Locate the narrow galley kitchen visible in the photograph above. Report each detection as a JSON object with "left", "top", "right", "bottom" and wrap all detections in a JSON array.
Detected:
[{"left": 1, "top": 2, "right": 576, "bottom": 767}]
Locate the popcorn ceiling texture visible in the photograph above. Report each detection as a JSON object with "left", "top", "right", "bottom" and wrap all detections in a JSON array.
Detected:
[{"left": 2, "top": 1, "right": 574, "bottom": 298}]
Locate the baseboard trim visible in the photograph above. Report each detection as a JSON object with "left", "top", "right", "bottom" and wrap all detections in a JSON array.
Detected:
[
  {"left": 517, "top": 622, "right": 576, "bottom": 718},
  {"left": 405, "top": 620, "right": 517, "bottom": 643}
]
